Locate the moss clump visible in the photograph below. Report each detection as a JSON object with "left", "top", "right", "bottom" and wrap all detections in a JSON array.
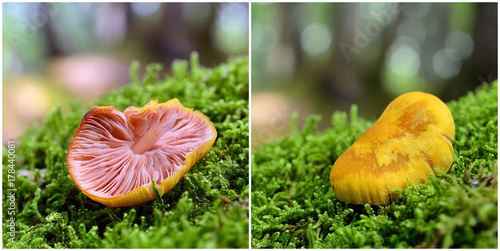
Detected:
[
  {"left": 251, "top": 81, "right": 497, "bottom": 248},
  {"left": 3, "top": 53, "right": 249, "bottom": 248}
]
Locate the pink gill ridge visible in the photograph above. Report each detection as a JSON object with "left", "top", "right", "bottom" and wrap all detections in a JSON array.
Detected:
[{"left": 70, "top": 104, "right": 214, "bottom": 198}]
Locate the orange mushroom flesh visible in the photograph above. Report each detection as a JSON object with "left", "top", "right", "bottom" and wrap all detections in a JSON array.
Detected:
[
  {"left": 67, "top": 99, "right": 217, "bottom": 207},
  {"left": 329, "top": 92, "right": 455, "bottom": 205}
]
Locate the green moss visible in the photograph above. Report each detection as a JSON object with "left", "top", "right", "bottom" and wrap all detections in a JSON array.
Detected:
[
  {"left": 251, "top": 81, "right": 497, "bottom": 248},
  {"left": 3, "top": 52, "right": 249, "bottom": 248}
]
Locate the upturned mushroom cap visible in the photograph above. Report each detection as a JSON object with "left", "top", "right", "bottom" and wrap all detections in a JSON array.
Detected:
[
  {"left": 329, "top": 92, "right": 455, "bottom": 205},
  {"left": 67, "top": 99, "right": 216, "bottom": 207}
]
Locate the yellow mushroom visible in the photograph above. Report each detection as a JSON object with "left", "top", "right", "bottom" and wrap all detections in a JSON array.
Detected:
[{"left": 329, "top": 92, "right": 455, "bottom": 205}]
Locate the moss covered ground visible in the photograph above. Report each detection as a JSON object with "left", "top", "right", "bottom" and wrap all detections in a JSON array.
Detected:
[
  {"left": 251, "top": 81, "right": 498, "bottom": 248},
  {"left": 3, "top": 53, "right": 249, "bottom": 248}
]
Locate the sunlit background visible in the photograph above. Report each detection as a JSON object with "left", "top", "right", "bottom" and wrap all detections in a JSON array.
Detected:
[
  {"left": 3, "top": 2, "right": 249, "bottom": 144},
  {"left": 252, "top": 2, "right": 497, "bottom": 147}
]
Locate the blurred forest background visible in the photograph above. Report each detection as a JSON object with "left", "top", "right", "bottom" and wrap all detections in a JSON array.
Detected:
[
  {"left": 252, "top": 2, "right": 497, "bottom": 147},
  {"left": 3, "top": 2, "right": 249, "bottom": 144}
]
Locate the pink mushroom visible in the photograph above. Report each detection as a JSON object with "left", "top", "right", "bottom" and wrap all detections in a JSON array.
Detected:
[{"left": 67, "top": 99, "right": 217, "bottom": 207}]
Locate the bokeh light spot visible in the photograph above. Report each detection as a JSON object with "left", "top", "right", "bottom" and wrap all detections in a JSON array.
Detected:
[
  {"left": 433, "top": 48, "right": 462, "bottom": 78},
  {"left": 212, "top": 3, "right": 249, "bottom": 54},
  {"left": 219, "top": 3, "right": 249, "bottom": 36},
  {"left": 301, "top": 23, "right": 332, "bottom": 56},
  {"left": 445, "top": 31, "right": 474, "bottom": 60},
  {"left": 389, "top": 44, "right": 421, "bottom": 77},
  {"left": 15, "top": 82, "right": 49, "bottom": 119},
  {"left": 131, "top": 2, "right": 161, "bottom": 17}
]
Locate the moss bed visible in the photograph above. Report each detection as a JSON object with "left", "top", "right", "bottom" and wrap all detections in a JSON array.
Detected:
[
  {"left": 251, "top": 81, "right": 498, "bottom": 248},
  {"left": 3, "top": 53, "right": 249, "bottom": 248}
]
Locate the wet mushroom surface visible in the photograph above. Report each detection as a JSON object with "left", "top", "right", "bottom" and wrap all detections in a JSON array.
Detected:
[
  {"left": 67, "top": 98, "right": 217, "bottom": 207},
  {"left": 330, "top": 92, "right": 455, "bottom": 205}
]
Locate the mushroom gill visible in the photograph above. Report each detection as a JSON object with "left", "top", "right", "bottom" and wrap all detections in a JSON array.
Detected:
[
  {"left": 67, "top": 99, "right": 217, "bottom": 207},
  {"left": 329, "top": 92, "right": 455, "bottom": 205}
]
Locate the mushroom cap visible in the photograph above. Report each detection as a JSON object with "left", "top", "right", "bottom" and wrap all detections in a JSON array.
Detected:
[
  {"left": 67, "top": 99, "right": 217, "bottom": 207},
  {"left": 329, "top": 92, "right": 455, "bottom": 205}
]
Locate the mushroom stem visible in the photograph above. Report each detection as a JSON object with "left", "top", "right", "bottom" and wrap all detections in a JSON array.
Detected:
[{"left": 131, "top": 123, "right": 165, "bottom": 154}]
